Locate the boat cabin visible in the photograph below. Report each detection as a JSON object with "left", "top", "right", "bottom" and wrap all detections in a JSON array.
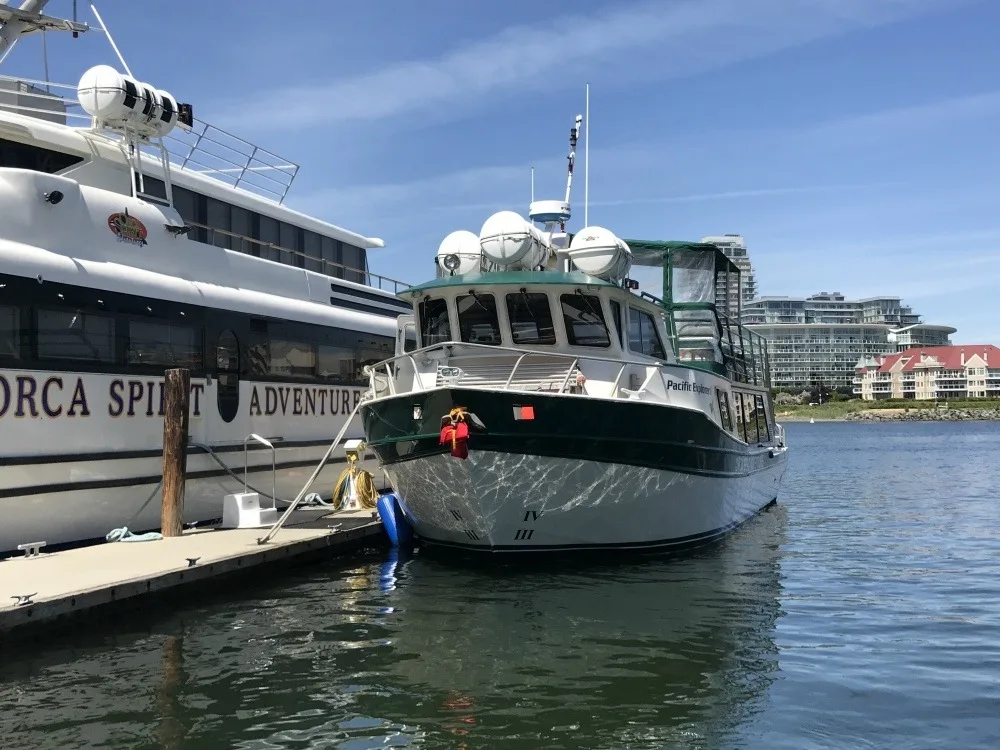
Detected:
[{"left": 403, "top": 271, "right": 672, "bottom": 365}]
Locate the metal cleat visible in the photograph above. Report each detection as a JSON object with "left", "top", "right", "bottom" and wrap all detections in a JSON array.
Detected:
[
  {"left": 17, "top": 542, "right": 47, "bottom": 559},
  {"left": 11, "top": 593, "right": 36, "bottom": 607},
  {"left": 186, "top": 557, "right": 200, "bottom": 568}
]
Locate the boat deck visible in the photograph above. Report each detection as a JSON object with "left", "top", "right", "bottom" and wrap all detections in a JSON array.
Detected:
[{"left": 0, "top": 508, "right": 384, "bottom": 641}]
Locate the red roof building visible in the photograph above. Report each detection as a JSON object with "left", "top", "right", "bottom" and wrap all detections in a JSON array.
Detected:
[{"left": 854, "top": 345, "right": 1000, "bottom": 400}]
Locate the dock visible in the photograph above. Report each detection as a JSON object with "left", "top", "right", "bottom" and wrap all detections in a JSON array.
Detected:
[{"left": 0, "top": 508, "right": 385, "bottom": 641}]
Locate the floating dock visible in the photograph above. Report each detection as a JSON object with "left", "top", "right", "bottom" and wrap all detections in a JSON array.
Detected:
[{"left": 0, "top": 508, "right": 384, "bottom": 641}]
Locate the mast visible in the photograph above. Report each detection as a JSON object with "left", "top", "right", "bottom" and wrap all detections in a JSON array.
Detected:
[{"left": 0, "top": 0, "right": 87, "bottom": 60}]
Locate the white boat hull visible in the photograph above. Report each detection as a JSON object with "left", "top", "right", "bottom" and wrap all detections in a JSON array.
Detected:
[
  {"left": 383, "top": 450, "right": 787, "bottom": 552},
  {"left": 0, "top": 444, "right": 387, "bottom": 552}
]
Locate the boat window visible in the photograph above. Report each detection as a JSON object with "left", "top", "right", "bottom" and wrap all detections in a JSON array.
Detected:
[
  {"left": 0, "top": 305, "right": 19, "bottom": 359},
  {"left": 0, "top": 138, "right": 83, "bottom": 174},
  {"left": 37, "top": 308, "right": 115, "bottom": 363},
  {"left": 317, "top": 344, "right": 356, "bottom": 382},
  {"left": 269, "top": 339, "right": 317, "bottom": 379},
  {"left": 732, "top": 392, "right": 750, "bottom": 443},
  {"left": 609, "top": 300, "right": 624, "bottom": 346},
  {"left": 506, "top": 291, "right": 556, "bottom": 345},
  {"left": 716, "top": 389, "right": 733, "bottom": 433},
  {"left": 419, "top": 297, "right": 452, "bottom": 345},
  {"left": 128, "top": 320, "right": 202, "bottom": 369},
  {"left": 628, "top": 307, "right": 666, "bottom": 359},
  {"left": 560, "top": 293, "right": 610, "bottom": 347},
  {"left": 754, "top": 394, "right": 771, "bottom": 441},
  {"left": 456, "top": 292, "right": 502, "bottom": 346}
]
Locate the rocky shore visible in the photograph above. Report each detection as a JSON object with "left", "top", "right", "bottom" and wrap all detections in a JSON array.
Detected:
[{"left": 846, "top": 408, "right": 1000, "bottom": 422}]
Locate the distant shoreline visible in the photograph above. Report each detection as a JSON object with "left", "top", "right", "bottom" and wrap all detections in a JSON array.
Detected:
[{"left": 778, "top": 407, "right": 1000, "bottom": 423}]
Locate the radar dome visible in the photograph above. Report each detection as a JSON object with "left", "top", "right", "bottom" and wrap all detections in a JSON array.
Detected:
[
  {"left": 77, "top": 65, "right": 179, "bottom": 138},
  {"left": 435, "top": 230, "right": 481, "bottom": 276},
  {"left": 479, "top": 210, "right": 550, "bottom": 270},
  {"left": 568, "top": 226, "right": 633, "bottom": 281}
]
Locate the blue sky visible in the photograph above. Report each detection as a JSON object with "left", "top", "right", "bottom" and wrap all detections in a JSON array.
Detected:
[{"left": 5, "top": 0, "right": 999, "bottom": 343}]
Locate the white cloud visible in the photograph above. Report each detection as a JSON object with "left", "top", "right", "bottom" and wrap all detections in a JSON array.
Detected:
[{"left": 218, "top": 0, "right": 967, "bottom": 131}]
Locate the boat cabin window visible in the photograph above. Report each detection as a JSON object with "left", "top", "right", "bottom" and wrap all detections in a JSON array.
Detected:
[
  {"left": 0, "top": 305, "right": 19, "bottom": 359},
  {"left": 127, "top": 320, "right": 202, "bottom": 369},
  {"left": 506, "top": 291, "right": 556, "bottom": 345},
  {"left": 419, "top": 297, "right": 452, "bottom": 345},
  {"left": 732, "top": 392, "right": 750, "bottom": 443},
  {"left": 716, "top": 389, "right": 733, "bottom": 433},
  {"left": 0, "top": 138, "right": 83, "bottom": 174},
  {"left": 753, "top": 394, "right": 771, "bottom": 441},
  {"left": 456, "top": 292, "right": 502, "bottom": 346},
  {"left": 36, "top": 308, "right": 115, "bottom": 363},
  {"left": 560, "top": 293, "right": 610, "bottom": 348},
  {"left": 628, "top": 307, "right": 666, "bottom": 359},
  {"left": 269, "top": 339, "right": 318, "bottom": 379},
  {"left": 609, "top": 300, "right": 624, "bottom": 346}
]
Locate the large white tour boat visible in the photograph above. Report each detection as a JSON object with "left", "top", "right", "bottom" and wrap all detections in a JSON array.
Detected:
[
  {"left": 0, "top": 2, "right": 411, "bottom": 553},
  {"left": 361, "top": 112, "right": 788, "bottom": 553}
]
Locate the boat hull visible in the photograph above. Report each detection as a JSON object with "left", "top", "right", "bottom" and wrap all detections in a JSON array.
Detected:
[
  {"left": 0, "top": 443, "right": 386, "bottom": 553},
  {"left": 362, "top": 388, "right": 788, "bottom": 553}
]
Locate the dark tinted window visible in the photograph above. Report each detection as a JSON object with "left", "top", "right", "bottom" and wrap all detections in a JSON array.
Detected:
[
  {"left": 304, "top": 231, "right": 323, "bottom": 273},
  {"left": 0, "top": 304, "right": 19, "bottom": 359},
  {"left": 37, "top": 308, "right": 115, "bottom": 362},
  {"left": 506, "top": 292, "right": 555, "bottom": 345},
  {"left": 457, "top": 293, "right": 501, "bottom": 345},
  {"left": 269, "top": 339, "right": 316, "bottom": 378},
  {"left": 321, "top": 236, "right": 342, "bottom": 278},
  {"left": 717, "top": 389, "right": 733, "bottom": 433},
  {"left": 732, "top": 392, "right": 749, "bottom": 442},
  {"left": 560, "top": 294, "right": 610, "bottom": 347},
  {"left": 419, "top": 298, "right": 452, "bottom": 345},
  {"left": 128, "top": 320, "right": 202, "bottom": 369},
  {"left": 0, "top": 138, "right": 82, "bottom": 173},
  {"left": 317, "top": 344, "right": 355, "bottom": 382},
  {"left": 754, "top": 394, "right": 770, "bottom": 441},
  {"left": 628, "top": 307, "right": 666, "bottom": 359}
]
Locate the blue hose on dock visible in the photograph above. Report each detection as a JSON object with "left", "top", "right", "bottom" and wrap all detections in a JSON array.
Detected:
[{"left": 376, "top": 492, "right": 414, "bottom": 548}]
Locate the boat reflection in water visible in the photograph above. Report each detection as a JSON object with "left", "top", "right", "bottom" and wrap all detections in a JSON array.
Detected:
[{"left": 376, "top": 504, "right": 788, "bottom": 747}]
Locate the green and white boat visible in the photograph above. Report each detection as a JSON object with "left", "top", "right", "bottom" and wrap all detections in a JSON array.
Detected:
[{"left": 359, "top": 118, "right": 788, "bottom": 554}]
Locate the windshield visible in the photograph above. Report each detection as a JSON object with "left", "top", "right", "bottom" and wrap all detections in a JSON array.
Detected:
[
  {"left": 506, "top": 292, "right": 556, "bottom": 345},
  {"left": 560, "top": 293, "right": 611, "bottom": 347},
  {"left": 456, "top": 293, "right": 502, "bottom": 345},
  {"left": 418, "top": 297, "right": 452, "bottom": 345}
]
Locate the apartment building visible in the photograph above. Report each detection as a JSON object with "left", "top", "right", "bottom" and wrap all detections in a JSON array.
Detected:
[
  {"left": 855, "top": 345, "right": 1000, "bottom": 400},
  {"left": 743, "top": 292, "right": 955, "bottom": 390},
  {"left": 701, "top": 235, "right": 757, "bottom": 316}
]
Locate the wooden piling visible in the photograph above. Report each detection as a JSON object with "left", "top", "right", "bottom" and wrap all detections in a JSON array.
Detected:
[{"left": 161, "top": 368, "right": 190, "bottom": 537}]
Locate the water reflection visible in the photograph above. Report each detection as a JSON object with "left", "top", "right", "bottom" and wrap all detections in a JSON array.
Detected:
[
  {"left": 0, "top": 506, "right": 787, "bottom": 749},
  {"left": 375, "top": 505, "right": 788, "bottom": 748}
]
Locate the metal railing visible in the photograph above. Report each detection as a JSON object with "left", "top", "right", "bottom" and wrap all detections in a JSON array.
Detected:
[
  {"left": 363, "top": 341, "right": 768, "bottom": 401},
  {"left": 0, "top": 74, "right": 299, "bottom": 203},
  {"left": 187, "top": 221, "right": 410, "bottom": 294}
]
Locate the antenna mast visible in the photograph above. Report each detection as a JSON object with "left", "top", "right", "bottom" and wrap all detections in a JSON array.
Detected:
[{"left": 584, "top": 83, "right": 590, "bottom": 227}]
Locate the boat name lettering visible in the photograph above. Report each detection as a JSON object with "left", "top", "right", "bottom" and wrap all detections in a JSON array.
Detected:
[
  {"left": 665, "top": 379, "right": 712, "bottom": 395},
  {"left": 107, "top": 210, "right": 149, "bottom": 246},
  {"left": 248, "top": 385, "right": 362, "bottom": 417},
  {"left": 0, "top": 374, "right": 204, "bottom": 420}
]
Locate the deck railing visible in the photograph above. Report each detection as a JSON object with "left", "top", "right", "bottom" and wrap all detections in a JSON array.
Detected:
[
  {"left": 363, "top": 341, "right": 771, "bottom": 401},
  {"left": 0, "top": 74, "right": 299, "bottom": 203},
  {"left": 185, "top": 221, "right": 410, "bottom": 294}
]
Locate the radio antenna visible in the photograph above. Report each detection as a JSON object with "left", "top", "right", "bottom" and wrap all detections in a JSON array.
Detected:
[{"left": 584, "top": 83, "right": 590, "bottom": 227}]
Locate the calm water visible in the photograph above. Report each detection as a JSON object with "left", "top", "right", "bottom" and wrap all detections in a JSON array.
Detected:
[{"left": 3, "top": 421, "right": 1000, "bottom": 749}]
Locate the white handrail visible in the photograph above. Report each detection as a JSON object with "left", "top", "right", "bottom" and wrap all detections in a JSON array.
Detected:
[{"left": 257, "top": 399, "right": 364, "bottom": 545}]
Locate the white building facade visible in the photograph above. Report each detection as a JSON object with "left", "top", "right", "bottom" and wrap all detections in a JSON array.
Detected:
[{"left": 743, "top": 292, "right": 955, "bottom": 391}]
